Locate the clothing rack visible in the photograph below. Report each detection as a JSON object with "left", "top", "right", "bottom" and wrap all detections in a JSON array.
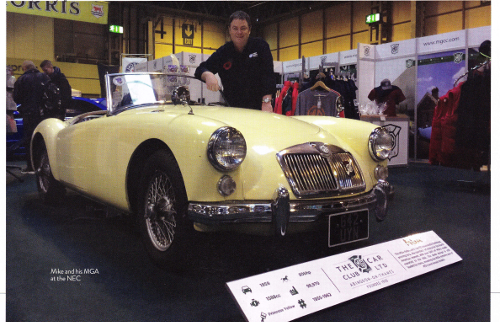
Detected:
[{"left": 454, "top": 60, "right": 490, "bottom": 87}]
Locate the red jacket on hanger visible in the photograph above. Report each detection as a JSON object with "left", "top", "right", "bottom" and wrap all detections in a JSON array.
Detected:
[
  {"left": 274, "top": 81, "right": 299, "bottom": 116},
  {"left": 429, "top": 82, "right": 463, "bottom": 166}
]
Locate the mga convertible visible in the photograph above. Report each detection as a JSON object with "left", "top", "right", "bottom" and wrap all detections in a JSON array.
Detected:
[{"left": 31, "top": 72, "right": 394, "bottom": 267}]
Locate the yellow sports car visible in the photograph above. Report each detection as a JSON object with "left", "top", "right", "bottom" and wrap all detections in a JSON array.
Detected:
[{"left": 31, "top": 72, "right": 394, "bottom": 267}]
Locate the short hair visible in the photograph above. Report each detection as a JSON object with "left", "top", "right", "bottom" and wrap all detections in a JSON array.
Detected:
[
  {"left": 22, "top": 60, "right": 37, "bottom": 71},
  {"left": 40, "top": 60, "right": 53, "bottom": 68},
  {"left": 228, "top": 11, "right": 251, "bottom": 29}
]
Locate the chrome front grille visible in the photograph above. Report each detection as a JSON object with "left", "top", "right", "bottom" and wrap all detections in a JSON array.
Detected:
[
  {"left": 282, "top": 154, "right": 337, "bottom": 193},
  {"left": 277, "top": 143, "right": 366, "bottom": 198}
]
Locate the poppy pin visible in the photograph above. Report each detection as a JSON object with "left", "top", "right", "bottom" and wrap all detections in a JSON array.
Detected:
[{"left": 223, "top": 61, "right": 232, "bottom": 70}]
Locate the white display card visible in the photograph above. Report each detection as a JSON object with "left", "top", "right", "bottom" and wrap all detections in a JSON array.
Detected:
[{"left": 226, "top": 231, "right": 462, "bottom": 322}]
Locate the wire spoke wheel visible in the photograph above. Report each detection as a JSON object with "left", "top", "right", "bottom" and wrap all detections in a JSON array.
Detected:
[
  {"left": 138, "top": 150, "right": 189, "bottom": 268},
  {"left": 35, "top": 142, "right": 65, "bottom": 204},
  {"left": 145, "top": 171, "right": 177, "bottom": 251},
  {"left": 37, "top": 153, "right": 52, "bottom": 194}
]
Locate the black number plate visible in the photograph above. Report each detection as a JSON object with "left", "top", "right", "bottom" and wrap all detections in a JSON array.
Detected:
[{"left": 328, "top": 209, "right": 369, "bottom": 247}]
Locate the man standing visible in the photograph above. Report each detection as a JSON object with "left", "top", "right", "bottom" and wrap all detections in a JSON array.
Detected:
[
  {"left": 195, "top": 11, "right": 275, "bottom": 111},
  {"left": 13, "top": 61, "right": 50, "bottom": 173},
  {"left": 40, "top": 60, "right": 72, "bottom": 119}
]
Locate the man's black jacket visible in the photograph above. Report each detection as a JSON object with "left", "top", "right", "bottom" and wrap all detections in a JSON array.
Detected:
[
  {"left": 13, "top": 68, "right": 50, "bottom": 116},
  {"left": 49, "top": 66, "right": 72, "bottom": 109},
  {"left": 195, "top": 37, "right": 276, "bottom": 110}
]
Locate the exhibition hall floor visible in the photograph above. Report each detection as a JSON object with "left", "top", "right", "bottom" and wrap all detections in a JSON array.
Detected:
[{"left": 6, "top": 162, "right": 490, "bottom": 321}]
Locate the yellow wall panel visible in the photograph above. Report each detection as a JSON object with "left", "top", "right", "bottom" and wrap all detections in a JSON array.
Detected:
[
  {"left": 426, "top": 12, "right": 463, "bottom": 35},
  {"left": 353, "top": 31, "right": 369, "bottom": 47},
  {"left": 203, "top": 49, "right": 216, "bottom": 56},
  {"left": 392, "top": 1, "right": 412, "bottom": 24},
  {"left": 301, "top": 41, "right": 323, "bottom": 58},
  {"left": 352, "top": 1, "right": 371, "bottom": 33},
  {"left": 271, "top": 50, "right": 278, "bottom": 61},
  {"left": 279, "top": 46, "right": 299, "bottom": 61},
  {"left": 154, "top": 16, "right": 173, "bottom": 43},
  {"left": 425, "top": 1, "right": 463, "bottom": 16},
  {"left": 301, "top": 11, "right": 323, "bottom": 43},
  {"left": 393, "top": 23, "right": 412, "bottom": 42},
  {"left": 203, "top": 21, "right": 226, "bottom": 49},
  {"left": 326, "top": 3, "right": 351, "bottom": 38},
  {"left": 69, "top": 78, "right": 101, "bottom": 96},
  {"left": 465, "top": 1, "right": 483, "bottom": 9},
  {"left": 465, "top": 6, "right": 491, "bottom": 29},
  {"left": 155, "top": 44, "right": 173, "bottom": 59},
  {"left": 263, "top": 23, "right": 278, "bottom": 50},
  {"left": 325, "top": 35, "right": 351, "bottom": 54},
  {"left": 279, "top": 17, "right": 299, "bottom": 48},
  {"left": 176, "top": 46, "right": 202, "bottom": 54},
  {"left": 7, "top": 13, "right": 54, "bottom": 61}
]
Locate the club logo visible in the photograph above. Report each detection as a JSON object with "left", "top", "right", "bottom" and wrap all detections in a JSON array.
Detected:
[
  {"left": 454, "top": 52, "right": 464, "bottom": 64},
  {"left": 391, "top": 44, "right": 399, "bottom": 55},
  {"left": 349, "top": 255, "right": 372, "bottom": 273},
  {"left": 364, "top": 46, "right": 371, "bottom": 57},
  {"left": 125, "top": 62, "right": 138, "bottom": 72},
  {"left": 91, "top": 4, "right": 104, "bottom": 18},
  {"left": 382, "top": 124, "right": 401, "bottom": 160},
  {"left": 112, "top": 77, "right": 125, "bottom": 86}
]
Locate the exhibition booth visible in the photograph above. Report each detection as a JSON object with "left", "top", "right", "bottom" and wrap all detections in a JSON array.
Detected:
[{"left": 134, "top": 25, "right": 490, "bottom": 168}]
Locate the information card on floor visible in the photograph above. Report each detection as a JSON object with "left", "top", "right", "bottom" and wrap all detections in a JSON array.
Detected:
[{"left": 226, "top": 231, "right": 462, "bottom": 322}]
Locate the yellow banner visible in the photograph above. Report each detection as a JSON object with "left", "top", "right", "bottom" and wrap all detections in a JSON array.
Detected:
[{"left": 6, "top": 1, "right": 108, "bottom": 25}]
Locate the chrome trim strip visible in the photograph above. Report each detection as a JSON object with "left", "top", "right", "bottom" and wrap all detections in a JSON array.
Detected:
[{"left": 187, "top": 184, "right": 388, "bottom": 225}]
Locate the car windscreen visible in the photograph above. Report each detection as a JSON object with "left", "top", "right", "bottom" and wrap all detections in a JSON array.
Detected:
[{"left": 106, "top": 73, "right": 226, "bottom": 115}]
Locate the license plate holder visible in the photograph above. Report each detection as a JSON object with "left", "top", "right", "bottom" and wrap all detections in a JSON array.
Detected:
[{"left": 328, "top": 209, "right": 369, "bottom": 247}]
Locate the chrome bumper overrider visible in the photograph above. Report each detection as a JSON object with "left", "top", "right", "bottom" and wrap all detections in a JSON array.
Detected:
[{"left": 187, "top": 181, "right": 390, "bottom": 236}]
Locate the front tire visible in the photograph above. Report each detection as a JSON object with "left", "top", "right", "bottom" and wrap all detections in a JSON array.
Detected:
[
  {"left": 35, "top": 143, "right": 66, "bottom": 204},
  {"left": 138, "top": 150, "right": 189, "bottom": 268}
]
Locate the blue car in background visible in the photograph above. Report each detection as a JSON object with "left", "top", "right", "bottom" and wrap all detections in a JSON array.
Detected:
[{"left": 7, "top": 96, "right": 106, "bottom": 160}]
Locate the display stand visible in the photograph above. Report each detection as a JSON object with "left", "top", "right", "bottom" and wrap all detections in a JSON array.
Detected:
[{"left": 360, "top": 114, "right": 409, "bottom": 166}]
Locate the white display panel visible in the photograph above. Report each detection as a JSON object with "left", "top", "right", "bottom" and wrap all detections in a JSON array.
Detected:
[
  {"left": 227, "top": 231, "right": 461, "bottom": 322},
  {"left": 416, "top": 30, "right": 466, "bottom": 54}
]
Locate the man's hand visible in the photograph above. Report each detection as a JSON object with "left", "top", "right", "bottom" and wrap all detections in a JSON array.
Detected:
[
  {"left": 201, "top": 71, "right": 220, "bottom": 92},
  {"left": 261, "top": 102, "right": 273, "bottom": 112},
  {"left": 261, "top": 95, "right": 273, "bottom": 112}
]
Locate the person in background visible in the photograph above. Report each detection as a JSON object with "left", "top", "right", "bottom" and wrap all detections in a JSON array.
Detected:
[
  {"left": 368, "top": 79, "right": 406, "bottom": 117},
  {"left": 40, "top": 59, "right": 72, "bottom": 119},
  {"left": 7, "top": 66, "right": 17, "bottom": 134},
  {"left": 6, "top": 66, "right": 17, "bottom": 113},
  {"left": 13, "top": 61, "right": 51, "bottom": 173},
  {"left": 195, "top": 11, "right": 275, "bottom": 112}
]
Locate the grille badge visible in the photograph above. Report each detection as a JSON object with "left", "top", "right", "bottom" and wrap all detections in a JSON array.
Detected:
[
  {"left": 343, "top": 160, "right": 355, "bottom": 177},
  {"left": 316, "top": 144, "right": 331, "bottom": 158}
]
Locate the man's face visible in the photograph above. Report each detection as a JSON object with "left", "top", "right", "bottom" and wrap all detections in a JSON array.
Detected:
[
  {"left": 42, "top": 65, "right": 54, "bottom": 75},
  {"left": 229, "top": 19, "right": 250, "bottom": 49}
]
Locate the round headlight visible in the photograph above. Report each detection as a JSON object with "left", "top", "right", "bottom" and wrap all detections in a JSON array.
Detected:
[
  {"left": 369, "top": 127, "right": 394, "bottom": 161},
  {"left": 207, "top": 127, "right": 247, "bottom": 171}
]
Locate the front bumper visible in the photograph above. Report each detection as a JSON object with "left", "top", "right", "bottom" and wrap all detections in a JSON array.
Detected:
[{"left": 187, "top": 181, "right": 390, "bottom": 236}]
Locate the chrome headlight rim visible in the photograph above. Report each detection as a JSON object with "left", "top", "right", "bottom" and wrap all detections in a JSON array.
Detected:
[
  {"left": 369, "top": 127, "right": 394, "bottom": 161},
  {"left": 207, "top": 126, "right": 247, "bottom": 172}
]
